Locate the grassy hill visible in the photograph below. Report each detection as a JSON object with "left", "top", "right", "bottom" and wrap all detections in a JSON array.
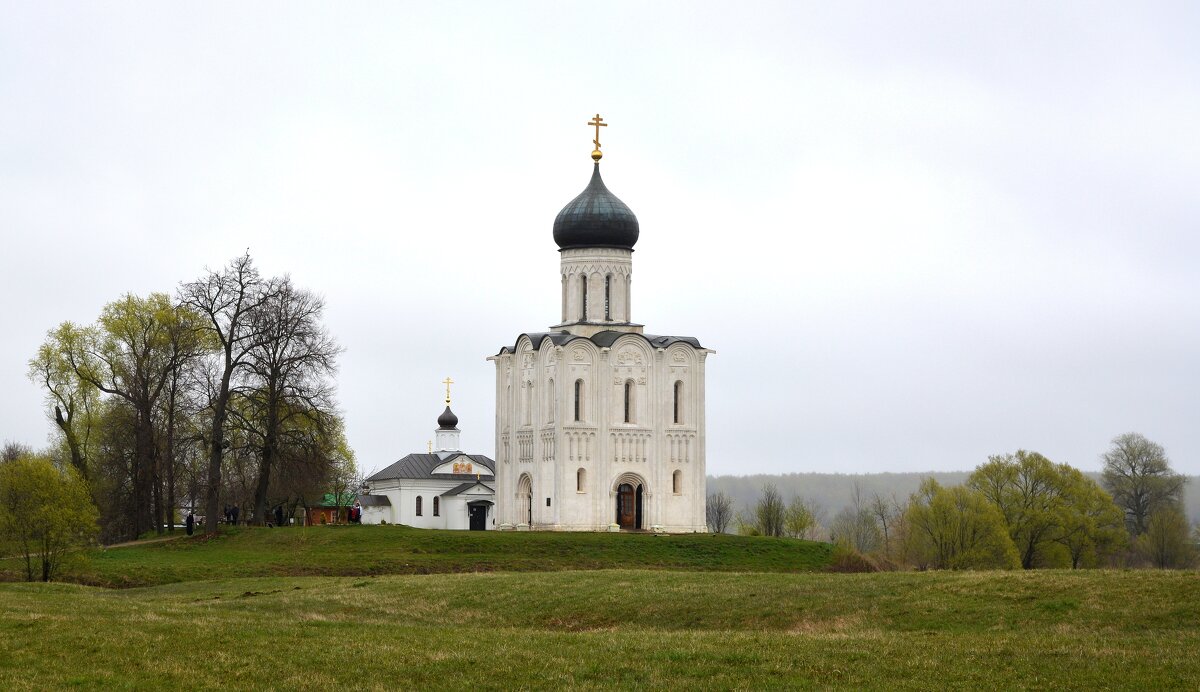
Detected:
[
  {"left": 2, "top": 568, "right": 1197, "bottom": 688},
  {"left": 2, "top": 527, "right": 1198, "bottom": 688},
  {"left": 8, "top": 525, "right": 833, "bottom": 588}
]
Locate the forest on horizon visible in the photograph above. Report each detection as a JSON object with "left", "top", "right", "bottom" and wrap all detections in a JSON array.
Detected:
[{"left": 707, "top": 471, "right": 1200, "bottom": 525}]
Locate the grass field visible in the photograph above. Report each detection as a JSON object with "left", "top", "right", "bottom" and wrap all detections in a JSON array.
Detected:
[
  {"left": 1, "top": 525, "right": 833, "bottom": 588},
  {"left": 1, "top": 528, "right": 1197, "bottom": 689}
]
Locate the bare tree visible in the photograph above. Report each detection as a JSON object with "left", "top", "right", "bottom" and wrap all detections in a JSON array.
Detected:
[
  {"left": 755, "top": 483, "right": 786, "bottom": 537},
  {"left": 235, "top": 279, "right": 342, "bottom": 525},
  {"left": 706, "top": 491, "right": 734, "bottom": 533},
  {"left": 1101, "top": 433, "right": 1186, "bottom": 536},
  {"left": 2, "top": 441, "right": 35, "bottom": 463},
  {"left": 870, "top": 492, "right": 902, "bottom": 556},
  {"left": 179, "top": 253, "right": 278, "bottom": 534}
]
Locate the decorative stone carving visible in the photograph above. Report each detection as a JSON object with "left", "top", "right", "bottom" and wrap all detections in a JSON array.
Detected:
[
  {"left": 672, "top": 351, "right": 687, "bottom": 363},
  {"left": 616, "top": 349, "right": 643, "bottom": 366}
]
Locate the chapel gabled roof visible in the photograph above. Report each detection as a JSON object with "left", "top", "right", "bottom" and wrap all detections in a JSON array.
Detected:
[
  {"left": 365, "top": 453, "right": 495, "bottom": 482},
  {"left": 441, "top": 481, "right": 495, "bottom": 497}
]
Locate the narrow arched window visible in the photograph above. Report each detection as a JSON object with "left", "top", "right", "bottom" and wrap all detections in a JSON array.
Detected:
[
  {"left": 624, "top": 379, "right": 635, "bottom": 424},
  {"left": 674, "top": 380, "right": 684, "bottom": 424},
  {"left": 547, "top": 378, "right": 555, "bottom": 422},
  {"left": 577, "top": 468, "right": 586, "bottom": 492},
  {"left": 433, "top": 496, "right": 440, "bottom": 516},
  {"left": 604, "top": 274, "right": 611, "bottom": 321},
  {"left": 574, "top": 379, "right": 583, "bottom": 422},
  {"left": 580, "top": 274, "right": 588, "bottom": 320},
  {"left": 673, "top": 470, "right": 682, "bottom": 494},
  {"left": 415, "top": 496, "right": 423, "bottom": 516}
]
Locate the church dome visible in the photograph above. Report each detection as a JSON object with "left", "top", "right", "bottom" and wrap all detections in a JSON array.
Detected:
[
  {"left": 553, "top": 163, "right": 639, "bottom": 251},
  {"left": 437, "top": 406, "right": 459, "bottom": 430}
]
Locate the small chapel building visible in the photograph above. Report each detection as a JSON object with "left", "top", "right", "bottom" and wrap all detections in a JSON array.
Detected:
[
  {"left": 489, "top": 116, "right": 713, "bottom": 532},
  {"left": 360, "top": 394, "right": 497, "bottom": 530}
]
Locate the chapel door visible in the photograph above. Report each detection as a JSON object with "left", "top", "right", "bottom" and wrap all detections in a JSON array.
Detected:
[
  {"left": 469, "top": 505, "right": 487, "bottom": 531},
  {"left": 617, "top": 483, "right": 637, "bottom": 529}
]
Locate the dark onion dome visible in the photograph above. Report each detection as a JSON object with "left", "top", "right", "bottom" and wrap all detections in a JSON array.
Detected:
[
  {"left": 553, "top": 163, "right": 639, "bottom": 251},
  {"left": 437, "top": 406, "right": 459, "bottom": 430}
]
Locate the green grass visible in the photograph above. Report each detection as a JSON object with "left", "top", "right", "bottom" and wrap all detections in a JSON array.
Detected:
[
  {"left": 1, "top": 525, "right": 831, "bottom": 588},
  {"left": 1, "top": 528, "right": 1196, "bottom": 689},
  {"left": 1, "top": 569, "right": 1198, "bottom": 689}
]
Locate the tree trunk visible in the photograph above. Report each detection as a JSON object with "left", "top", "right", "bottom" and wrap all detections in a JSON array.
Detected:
[
  {"left": 252, "top": 399, "right": 280, "bottom": 526},
  {"left": 165, "top": 387, "right": 177, "bottom": 533},
  {"left": 204, "top": 362, "right": 234, "bottom": 534},
  {"left": 53, "top": 406, "right": 87, "bottom": 480},
  {"left": 134, "top": 408, "right": 156, "bottom": 537}
]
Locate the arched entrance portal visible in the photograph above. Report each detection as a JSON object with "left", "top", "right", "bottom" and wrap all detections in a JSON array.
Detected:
[
  {"left": 615, "top": 482, "right": 644, "bottom": 530},
  {"left": 517, "top": 474, "right": 532, "bottom": 526}
]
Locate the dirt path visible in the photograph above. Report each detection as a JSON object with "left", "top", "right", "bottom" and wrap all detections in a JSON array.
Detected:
[{"left": 103, "top": 535, "right": 186, "bottom": 549}]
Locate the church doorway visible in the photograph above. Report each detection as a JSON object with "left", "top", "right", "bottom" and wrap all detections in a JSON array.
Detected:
[
  {"left": 517, "top": 474, "right": 532, "bottom": 526},
  {"left": 468, "top": 502, "right": 489, "bottom": 531},
  {"left": 616, "top": 482, "right": 643, "bottom": 530}
]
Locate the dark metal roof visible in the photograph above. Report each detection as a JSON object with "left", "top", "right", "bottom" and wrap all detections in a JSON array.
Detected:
[
  {"left": 437, "top": 406, "right": 459, "bottom": 430},
  {"left": 365, "top": 453, "right": 495, "bottom": 482},
  {"left": 357, "top": 494, "right": 392, "bottom": 507},
  {"left": 553, "top": 163, "right": 639, "bottom": 251},
  {"left": 496, "top": 330, "right": 703, "bottom": 356},
  {"left": 441, "top": 481, "right": 495, "bottom": 497}
]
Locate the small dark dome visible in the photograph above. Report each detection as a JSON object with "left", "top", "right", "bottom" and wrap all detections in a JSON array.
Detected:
[
  {"left": 553, "top": 163, "right": 639, "bottom": 251},
  {"left": 437, "top": 406, "right": 459, "bottom": 430}
]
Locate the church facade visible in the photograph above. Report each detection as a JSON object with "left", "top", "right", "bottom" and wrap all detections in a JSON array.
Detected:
[
  {"left": 490, "top": 118, "right": 712, "bottom": 532},
  {"left": 360, "top": 401, "right": 497, "bottom": 530}
]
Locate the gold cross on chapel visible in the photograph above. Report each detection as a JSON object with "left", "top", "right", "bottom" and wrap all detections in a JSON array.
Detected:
[
  {"left": 443, "top": 376, "right": 454, "bottom": 405},
  {"left": 588, "top": 114, "right": 607, "bottom": 161}
]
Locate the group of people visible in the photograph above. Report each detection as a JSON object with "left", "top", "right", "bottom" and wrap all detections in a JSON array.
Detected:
[
  {"left": 348, "top": 501, "right": 362, "bottom": 524},
  {"left": 222, "top": 505, "right": 241, "bottom": 525}
]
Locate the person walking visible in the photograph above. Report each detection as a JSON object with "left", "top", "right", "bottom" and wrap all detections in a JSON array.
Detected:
[{"left": 185, "top": 511, "right": 195, "bottom": 536}]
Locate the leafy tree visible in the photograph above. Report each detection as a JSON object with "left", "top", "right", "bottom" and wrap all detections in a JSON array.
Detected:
[
  {"left": 1054, "top": 474, "right": 1127, "bottom": 568},
  {"left": 706, "top": 491, "right": 734, "bottom": 533},
  {"left": 326, "top": 432, "right": 359, "bottom": 523},
  {"left": 754, "top": 484, "right": 786, "bottom": 537},
  {"left": 969, "top": 451, "right": 1075, "bottom": 568},
  {"left": 0, "top": 453, "right": 98, "bottom": 581},
  {"left": 47, "top": 294, "right": 189, "bottom": 536},
  {"left": 904, "top": 478, "right": 1019, "bottom": 570},
  {"left": 1136, "top": 507, "right": 1196, "bottom": 569},
  {"left": 783, "top": 496, "right": 817, "bottom": 539},
  {"left": 28, "top": 325, "right": 98, "bottom": 479},
  {"left": 1101, "top": 433, "right": 1185, "bottom": 536}
]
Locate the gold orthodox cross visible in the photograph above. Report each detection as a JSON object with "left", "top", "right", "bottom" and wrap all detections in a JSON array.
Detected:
[
  {"left": 588, "top": 114, "right": 607, "bottom": 160},
  {"left": 427, "top": 440, "right": 432, "bottom": 453},
  {"left": 443, "top": 376, "right": 454, "bottom": 405}
]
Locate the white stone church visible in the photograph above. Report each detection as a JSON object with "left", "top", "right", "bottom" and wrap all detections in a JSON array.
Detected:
[{"left": 489, "top": 123, "right": 713, "bottom": 532}]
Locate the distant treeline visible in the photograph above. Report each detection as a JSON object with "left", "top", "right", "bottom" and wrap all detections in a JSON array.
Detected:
[{"left": 707, "top": 471, "right": 1200, "bottom": 524}]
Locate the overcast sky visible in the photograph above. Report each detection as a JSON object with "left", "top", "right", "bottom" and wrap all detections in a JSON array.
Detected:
[{"left": 2, "top": 2, "right": 1197, "bottom": 477}]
